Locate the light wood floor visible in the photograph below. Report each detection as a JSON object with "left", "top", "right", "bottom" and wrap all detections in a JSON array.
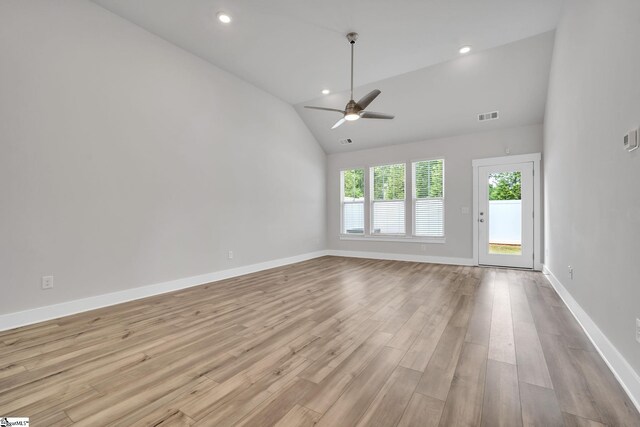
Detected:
[{"left": 1, "top": 257, "right": 639, "bottom": 426}]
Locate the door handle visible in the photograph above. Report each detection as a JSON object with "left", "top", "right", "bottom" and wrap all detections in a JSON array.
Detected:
[{"left": 479, "top": 219, "right": 484, "bottom": 222}]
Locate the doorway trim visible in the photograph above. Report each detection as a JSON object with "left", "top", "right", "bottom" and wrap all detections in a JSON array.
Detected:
[{"left": 472, "top": 153, "right": 542, "bottom": 270}]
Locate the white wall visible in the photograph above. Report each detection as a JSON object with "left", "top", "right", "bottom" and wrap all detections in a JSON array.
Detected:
[
  {"left": 544, "top": 0, "right": 640, "bottom": 376},
  {"left": 327, "top": 124, "right": 543, "bottom": 260},
  {"left": 0, "top": 0, "right": 326, "bottom": 315}
]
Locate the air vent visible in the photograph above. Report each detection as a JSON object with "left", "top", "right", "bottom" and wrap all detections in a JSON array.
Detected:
[
  {"left": 339, "top": 138, "right": 354, "bottom": 145},
  {"left": 478, "top": 111, "right": 499, "bottom": 122}
]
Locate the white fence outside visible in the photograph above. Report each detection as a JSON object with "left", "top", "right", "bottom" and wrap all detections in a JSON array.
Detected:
[{"left": 489, "top": 200, "right": 521, "bottom": 245}]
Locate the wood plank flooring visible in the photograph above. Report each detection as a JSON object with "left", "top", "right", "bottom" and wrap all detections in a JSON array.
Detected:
[{"left": 0, "top": 256, "right": 638, "bottom": 426}]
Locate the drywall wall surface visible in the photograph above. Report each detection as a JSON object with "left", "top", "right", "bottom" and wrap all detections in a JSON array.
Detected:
[
  {"left": 544, "top": 0, "right": 640, "bottom": 374},
  {"left": 0, "top": 0, "right": 326, "bottom": 314},
  {"left": 327, "top": 124, "right": 543, "bottom": 259}
]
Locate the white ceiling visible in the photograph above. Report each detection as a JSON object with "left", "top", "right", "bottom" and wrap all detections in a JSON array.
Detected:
[
  {"left": 90, "top": 0, "right": 562, "bottom": 153},
  {"left": 296, "top": 31, "right": 555, "bottom": 153},
  {"left": 91, "top": 0, "right": 563, "bottom": 105}
]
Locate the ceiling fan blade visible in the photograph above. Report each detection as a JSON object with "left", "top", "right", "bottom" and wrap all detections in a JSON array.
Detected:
[
  {"left": 304, "top": 106, "right": 344, "bottom": 114},
  {"left": 331, "top": 118, "right": 346, "bottom": 129},
  {"left": 360, "top": 111, "right": 395, "bottom": 120},
  {"left": 356, "top": 89, "right": 381, "bottom": 109}
]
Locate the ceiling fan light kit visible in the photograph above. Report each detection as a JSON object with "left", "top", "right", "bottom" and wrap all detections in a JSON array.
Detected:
[{"left": 304, "top": 32, "right": 395, "bottom": 129}]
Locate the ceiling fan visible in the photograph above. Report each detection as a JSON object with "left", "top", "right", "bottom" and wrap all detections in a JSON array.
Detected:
[{"left": 305, "top": 32, "right": 395, "bottom": 129}]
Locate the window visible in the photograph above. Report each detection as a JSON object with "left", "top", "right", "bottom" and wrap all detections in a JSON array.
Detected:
[
  {"left": 371, "top": 163, "right": 406, "bottom": 234},
  {"left": 341, "top": 168, "right": 364, "bottom": 234},
  {"left": 413, "top": 159, "right": 444, "bottom": 237},
  {"left": 339, "top": 160, "right": 446, "bottom": 242}
]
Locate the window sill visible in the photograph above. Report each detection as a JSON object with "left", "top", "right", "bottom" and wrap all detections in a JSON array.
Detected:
[{"left": 339, "top": 235, "right": 446, "bottom": 244}]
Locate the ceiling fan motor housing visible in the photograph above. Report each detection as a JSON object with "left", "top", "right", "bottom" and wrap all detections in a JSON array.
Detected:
[
  {"left": 345, "top": 100, "right": 361, "bottom": 115},
  {"left": 347, "top": 32, "right": 358, "bottom": 44}
]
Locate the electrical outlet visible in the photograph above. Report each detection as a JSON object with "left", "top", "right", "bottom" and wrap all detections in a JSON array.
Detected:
[
  {"left": 420, "top": 244, "right": 427, "bottom": 252},
  {"left": 636, "top": 318, "right": 640, "bottom": 344},
  {"left": 42, "top": 276, "right": 54, "bottom": 290},
  {"left": 228, "top": 251, "right": 234, "bottom": 260},
  {"left": 568, "top": 266, "right": 573, "bottom": 280}
]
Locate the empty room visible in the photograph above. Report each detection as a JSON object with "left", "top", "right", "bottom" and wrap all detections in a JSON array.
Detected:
[{"left": 1, "top": 0, "right": 639, "bottom": 425}]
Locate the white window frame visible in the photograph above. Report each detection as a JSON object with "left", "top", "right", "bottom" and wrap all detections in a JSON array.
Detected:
[
  {"left": 340, "top": 167, "right": 366, "bottom": 236},
  {"left": 369, "top": 162, "right": 407, "bottom": 236},
  {"left": 412, "top": 157, "right": 446, "bottom": 242},
  {"left": 338, "top": 159, "right": 446, "bottom": 244}
]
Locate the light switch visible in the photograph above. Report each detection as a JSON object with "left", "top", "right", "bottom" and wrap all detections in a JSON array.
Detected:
[
  {"left": 461, "top": 207, "right": 470, "bottom": 215},
  {"left": 624, "top": 129, "right": 638, "bottom": 152}
]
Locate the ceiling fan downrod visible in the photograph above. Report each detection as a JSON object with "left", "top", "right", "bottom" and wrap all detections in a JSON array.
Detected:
[{"left": 347, "top": 32, "right": 358, "bottom": 101}]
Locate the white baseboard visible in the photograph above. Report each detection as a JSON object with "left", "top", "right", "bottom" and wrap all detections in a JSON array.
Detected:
[
  {"left": 0, "top": 249, "right": 472, "bottom": 332},
  {"left": 0, "top": 250, "right": 330, "bottom": 332},
  {"left": 327, "top": 249, "right": 475, "bottom": 266},
  {"left": 542, "top": 265, "right": 640, "bottom": 413}
]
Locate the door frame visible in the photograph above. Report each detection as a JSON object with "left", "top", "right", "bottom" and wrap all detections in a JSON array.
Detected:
[{"left": 472, "top": 153, "right": 542, "bottom": 270}]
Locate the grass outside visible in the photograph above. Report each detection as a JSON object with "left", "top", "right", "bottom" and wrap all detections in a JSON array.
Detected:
[{"left": 489, "top": 243, "right": 522, "bottom": 255}]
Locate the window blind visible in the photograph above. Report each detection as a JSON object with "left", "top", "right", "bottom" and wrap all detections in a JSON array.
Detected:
[
  {"left": 343, "top": 202, "right": 364, "bottom": 234},
  {"left": 371, "top": 163, "right": 405, "bottom": 234},
  {"left": 372, "top": 200, "right": 405, "bottom": 234},
  {"left": 413, "top": 159, "right": 444, "bottom": 237}
]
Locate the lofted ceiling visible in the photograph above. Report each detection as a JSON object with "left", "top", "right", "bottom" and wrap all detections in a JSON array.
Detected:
[
  {"left": 90, "top": 0, "right": 563, "bottom": 152},
  {"left": 296, "top": 31, "right": 555, "bottom": 153}
]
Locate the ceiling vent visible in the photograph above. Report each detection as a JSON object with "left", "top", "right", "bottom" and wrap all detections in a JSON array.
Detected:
[
  {"left": 339, "top": 138, "right": 354, "bottom": 145},
  {"left": 478, "top": 111, "right": 499, "bottom": 122}
]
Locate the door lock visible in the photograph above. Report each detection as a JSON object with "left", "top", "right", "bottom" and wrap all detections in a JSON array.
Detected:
[{"left": 479, "top": 218, "right": 484, "bottom": 222}]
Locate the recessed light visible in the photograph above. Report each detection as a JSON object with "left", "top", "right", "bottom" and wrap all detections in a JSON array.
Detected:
[
  {"left": 459, "top": 46, "right": 471, "bottom": 54},
  {"left": 322, "top": 89, "right": 330, "bottom": 95},
  {"left": 217, "top": 12, "right": 232, "bottom": 24}
]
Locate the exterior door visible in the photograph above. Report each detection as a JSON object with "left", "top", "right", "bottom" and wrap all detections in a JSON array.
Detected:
[{"left": 478, "top": 162, "right": 534, "bottom": 268}]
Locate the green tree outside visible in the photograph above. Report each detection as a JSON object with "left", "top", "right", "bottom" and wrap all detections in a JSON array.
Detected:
[
  {"left": 373, "top": 164, "right": 405, "bottom": 200},
  {"left": 415, "top": 159, "right": 443, "bottom": 198},
  {"left": 344, "top": 161, "right": 445, "bottom": 201},
  {"left": 488, "top": 172, "right": 521, "bottom": 200},
  {"left": 343, "top": 169, "right": 364, "bottom": 200}
]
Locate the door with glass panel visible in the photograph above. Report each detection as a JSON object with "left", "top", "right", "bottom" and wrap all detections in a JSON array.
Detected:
[{"left": 478, "top": 162, "right": 533, "bottom": 268}]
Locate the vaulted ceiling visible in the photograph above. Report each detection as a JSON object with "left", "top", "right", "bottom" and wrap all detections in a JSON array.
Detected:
[
  {"left": 91, "top": 0, "right": 564, "bottom": 152},
  {"left": 296, "top": 32, "right": 555, "bottom": 152}
]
